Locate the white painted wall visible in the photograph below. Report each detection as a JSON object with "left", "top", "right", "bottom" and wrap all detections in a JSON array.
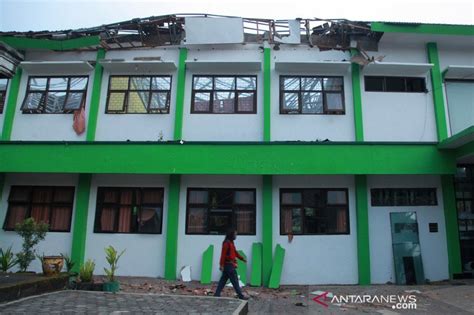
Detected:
[
  {"left": 272, "top": 47, "right": 355, "bottom": 141},
  {"left": 0, "top": 79, "right": 12, "bottom": 138},
  {"left": 94, "top": 48, "right": 179, "bottom": 141},
  {"left": 176, "top": 175, "right": 262, "bottom": 282},
  {"left": 84, "top": 174, "right": 169, "bottom": 277},
  {"left": 10, "top": 50, "right": 96, "bottom": 141},
  {"left": 0, "top": 173, "right": 78, "bottom": 273},
  {"left": 273, "top": 175, "right": 358, "bottom": 284},
  {"left": 367, "top": 175, "right": 449, "bottom": 284},
  {"left": 181, "top": 46, "right": 264, "bottom": 141}
]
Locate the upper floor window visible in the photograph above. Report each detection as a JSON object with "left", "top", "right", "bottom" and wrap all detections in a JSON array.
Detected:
[
  {"left": 364, "top": 76, "right": 426, "bottom": 93},
  {"left": 21, "top": 76, "right": 88, "bottom": 114},
  {"left": 280, "top": 188, "right": 349, "bottom": 235},
  {"left": 371, "top": 188, "right": 437, "bottom": 206},
  {"left": 186, "top": 188, "right": 256, "bottom": 235},
  {"left": 0, "top": 78, "right": 9, "bottom": 114},
  {"left": 106, "top": 76, "right": 172, "bottom": 114},
  {"left": 94, "top": 187, "right": 164, "bottom": 234},
  {"left": 280, "top": 76, "right": 345, "bottom": 114},
  {"left": 3, "top": 186, "right": 75, "bottom": 232},
  {"left": 191, "top": 76, "right": 257, "bottom": 114}
]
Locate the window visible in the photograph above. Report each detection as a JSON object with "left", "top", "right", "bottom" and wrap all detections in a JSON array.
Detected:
[
  {"left": 3, "top": 186, "right": 75, "bottom": 232},
  {"left": 191, "top": 76, "right": 257, "bottom": 114},
  {"left": 94, "top": 187, "right": 164, "bottom": 234},
  {"left": 280, "top": 189, "right": 349, "bottom": 235},
  {"left": 106, "top": 76, "right": 172, "bottom": 114},
  {"left": 280, "top": 76, "right": 345, "bottom": 114},
  {"left": 186, "top": 188, "right": 256, "bottom": 235},
  {"left": 364, "top": 76, "right": 426, "bottom": 93},
  {"left": 0, "top": 78, "right": 9, "bottom": 114},
  {"left": 370, "top": 188, "right": 438, "bottom": 206},
  {"left": 21, "top": 76, "right": 88, "bottom": 113}
]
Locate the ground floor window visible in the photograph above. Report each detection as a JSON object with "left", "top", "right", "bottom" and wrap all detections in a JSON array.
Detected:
[
  {"left": 280, "top": 188, "right": 349, "bottom": 235},
  {"left": 3, "top": 186, "right": 75, "bottom": 232},
  {"left": 186, "top": 188, "right": 256, "bottom": 235},
  {"left": 371, "top": 188, "right": 437, "bottom": 206},
  {"left": 94, "top": 187, "right": 164, "bottom": 234}
]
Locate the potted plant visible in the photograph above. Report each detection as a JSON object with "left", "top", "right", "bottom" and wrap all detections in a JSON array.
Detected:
[
  {"left": 14, "top": 218, "right": 48, "bottom": 272},
  {"left": 0, "top": 246, "right": 18, "bottom": 273},
  {"left": 37, "top": 253, "right": 64, "bottom": 276},
  {"left": 78, "top": 259, "right": 96, "bottom": 290},
  {"left": 103, "top": 246, "right": 125, "bottom": 293}
]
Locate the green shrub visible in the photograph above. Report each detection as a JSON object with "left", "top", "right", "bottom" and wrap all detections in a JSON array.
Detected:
[
  {"left": 79, "top": 259, "right": 95, "bottom": 283},
  {"left": 103, "top": 246, "right": 125, "bottom": 282},
  {"left": 0, "top": 246, "right": 18, "bottom": 272},
  {"left": 14, "top": 218, "right": 48, "bottom": 272},
  {"left": 61, "top": 253, "right": 75, "bottom": 273}
]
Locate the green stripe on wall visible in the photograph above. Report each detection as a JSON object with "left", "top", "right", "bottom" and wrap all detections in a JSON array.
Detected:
[
  {"left": 427, "top": 43, "right": 449, "bottom": 142},
  {"left": 1, "top": 68, "right": 22, "bottom": 141},
  {"left": 441, "top": 175, "right": 462, "bottom": 277},
  {"left": 85, "top": 48, "right": 106, "bottom": 142},
  {"left": 173, "top": 48, "right": 188, "bottom": 141},
  {"left": 351, "top": 49, "right": 364, "bottom": 142},
  {"left": 355, "top": 175, "right": 371, "bottom": 285},
  {"left": 262, "top": 175, "right": 273, "bottom": 286},
  {"left": 0, "top": 36, "right": 101, "bottom": 50},
  {"left": 164, "top": 174, "right": 181, "bottom": 279},
  {"left": 263, "top": 48, "right": 271, "bottom": 142},
  {"left": 70, "top": 174, "right": 92, "bottom": 272},
  {"left": 371, "top": 22, "right": 474, "bottom": 36}
]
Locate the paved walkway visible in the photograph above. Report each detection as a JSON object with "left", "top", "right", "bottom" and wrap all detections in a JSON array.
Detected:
[{"left": 0, "top": 290, "right": 247, "bottom": 314}]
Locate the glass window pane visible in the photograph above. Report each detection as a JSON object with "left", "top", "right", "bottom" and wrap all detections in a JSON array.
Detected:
[
  {"left": 326, "top": 93, "right": 344, "bottom": 111},
  {"left": 302, "top": 92, "right": 323, "bottom": 113},
  {"left": 282, "top": 92, "right": 299, "bottom": 111},
  {"left": 54, "top": 187, "right": 75, "bottom": 203},
  {"left": 69, "top": 77, "right": 88, "bottom": 90},
  {"left": 127, "top": 91, "right": 148, "bottom": 113},
  {"left": 110, "top": 77, "right": 129, "bottom": 90},
  {"left": 235, "top": 207, "right": 255, "bottom": 234},
  {"left": 5, "top": 205, "right": 28, "bottom": 229},
  {"left": 291, "top": 207, "right": 302, "bottom": 233},
  {"left": 215, "top": 77, "right": 235, "bottom": 90},
  {"left": 138, "top": 206, "right": 162, "bottom": 233},
  {"left": 237, "top": 92, "right": 254, "bottom": 112},
  {"left": 234, "top": 191, "right": 255, "bottom": 204},
  {"left": 281, "top": 192, "right": 302, "bottom": 204},
  {"left": 45, "top": 91, "right": 67, "bottom": 113},
  {"left": 151, "top": 77, "right": 171, "bottom": 90},
  {"left": 49, "top": 78, "right": 68, "bottom": 90},
  {"left": 193, "top": 92, "right": 211, "bottom": 112},
  {"left": 188, "top": 190, "right": 209, "bottom": 204},
  {"left": 187, "top": 207, "right": 207, "bottom": 233},
  {"left": 327, "top": 191, "right": 347, "bottom": 205},
  {"left": 282, "top": 77, "right": 300, "bottom": 90},
  {"left": 9, "top": 187, "right": 32, "bottom": 202},
  {"left": 29, "top": 78, "right": 48, "bottom": 90},
  {"left": 141, "top": 189, "right": 163, "bottom": 204},
  {"left": 302, "top": 77, "right": 322, "bottom": 91},
  {"left": 22, "top": 92, "right": 44, "bottom": 110},
  {"left": 107, "top": 92, "right": 126, "bottom": 112},
  {"left": 50, "top": 206, "right": 72, "bottom": 231},
  {"left": 0, "top": 78, "right": 8, "bottom": 91},
  {"left": 150, "top": 92, "right": 169, "bottom": 111},
  {"left": 213, "top": 91, "right": 235, "bottom": 113},
  {"left": 209, "top": 208, "right": 232, "bottom": 234},
  {"left": 64, "top": 92, "right": 84, "bottom": 110},
  {"left": 304, "top": 207, "right": 318, "bottom": 234},
  {"left": 365, "top": 77, "right": 384, "bottom": 91},
  {"left": 193, "top": 77, "right": 213, "bottom": 90},
  {"left": 130, "top": 77, "right": 151, "bottom": 90},
  {"left": 332, "top": 208, "right": 348, "bottom": 233},
  {"left": 386, "top": 77, "right": 405, "bottom": 92},
  {"left": 237, "top": 77, "right": 256, "bottom": 90},
  {"left": 32, "top": 188, "right": 53, "bottom": 203},
  {"left": 406, "top": 78, "right": 425, "bottom": 92},
  {"left": 323, "top": 78, "right": 343, "bottom": 91}
]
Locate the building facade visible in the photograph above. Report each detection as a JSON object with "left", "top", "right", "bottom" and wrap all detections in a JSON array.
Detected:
[{"left": 0, "top": 16, "right": 473, "bottom": 285}]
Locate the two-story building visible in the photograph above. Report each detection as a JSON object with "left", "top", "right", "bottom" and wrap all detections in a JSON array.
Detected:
[{"left": 0, "top": 15, "right": 473, "bottom": 286}]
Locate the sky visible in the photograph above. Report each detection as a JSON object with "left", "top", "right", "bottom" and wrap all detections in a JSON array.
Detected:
[{"left": 0, "top": 0, "right": 473, "bottom": 32}]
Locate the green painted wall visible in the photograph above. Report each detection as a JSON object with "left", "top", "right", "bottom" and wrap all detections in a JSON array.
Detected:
[
  {"left": 85, "top": 49, "right": 106, "bottom": 142},
  {"left": 0, "top": 143, "right": 456, "bottom": 175},
  {"left": 263, "top": 48, "right": 271, "bottom": 142},
  {"left": 164, "top": 174, "right": 181, "bottom": 279},
  {"left": 351, "top": 49, "right": 364, "bottom": 142},
  {"left": 173, "top": 48, "right": 188, "bottom": 141},
  {"left": 355, "top": 175, "right": 371, "bottom": 285},
  {"left": 1, "top": 68, "right": 22, "bottom": 141},
  {"left": 427, "top": 43, "right": 449, "bottom": 142},
  {"left": 441, "top": 175, "right": 462, "bottom": 277},
  {"left": 0, "top": 36, "right": 101, "bottom": 50},
  {"left": 70, "top": 174, "right": 92, "bottom": 272},
  {"left": 262, "top": 175, "right": 273, "bottom": 286},
  {"left": 371, "top": 22, "right": 474, "bottom": 36}
]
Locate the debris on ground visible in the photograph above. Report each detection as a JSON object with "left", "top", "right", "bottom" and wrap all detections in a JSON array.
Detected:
[
  {"left": 310, "top": 290, "right": 334, "bottom": 298},
  {"left": 294, "top": 302, "right": 306, "bottom": 307},
  {"left": 404, "top": 289, "right": 421, "bottom": 294},
  {"left": 180, "top": 266, "right": 192, "bottom": 282}
]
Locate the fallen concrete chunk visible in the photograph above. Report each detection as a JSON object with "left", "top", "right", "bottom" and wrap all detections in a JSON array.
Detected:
[{"left": 180, "top": 266, "right": 192, "bottom": 282}]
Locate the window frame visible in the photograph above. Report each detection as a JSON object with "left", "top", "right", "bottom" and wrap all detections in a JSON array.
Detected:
[
  {"left": 191, "top": 75, "right": 258, "bottom": 114},
  {"left": 364, "top": 76, "right": 427, "bottom": 93},
  {"left": 3, "top": 185, "right": 75, "bottom": 232},
  {"left": 0, "top": 78, "right": 9, "bottom": 114},
  {"left": 279, "top": 188, "right": 350, "bottom": 235},
  {"left": 370, "top": 188, "right": 438, "bottom": 207},
  {"left": 185, "top": 187, "right": 257, "bottom": 235},
  {"left": 279, "top": 75, "right": 346, "bottom": 115},
  {"left": 21, "top": 75, "right": 89, "bottom": 114},
  {"left": 93, "top": 187, "right": 165, "bottom": 234},
  {"left": 105, "top": 75, "right": 172, "bottom": 114}
]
